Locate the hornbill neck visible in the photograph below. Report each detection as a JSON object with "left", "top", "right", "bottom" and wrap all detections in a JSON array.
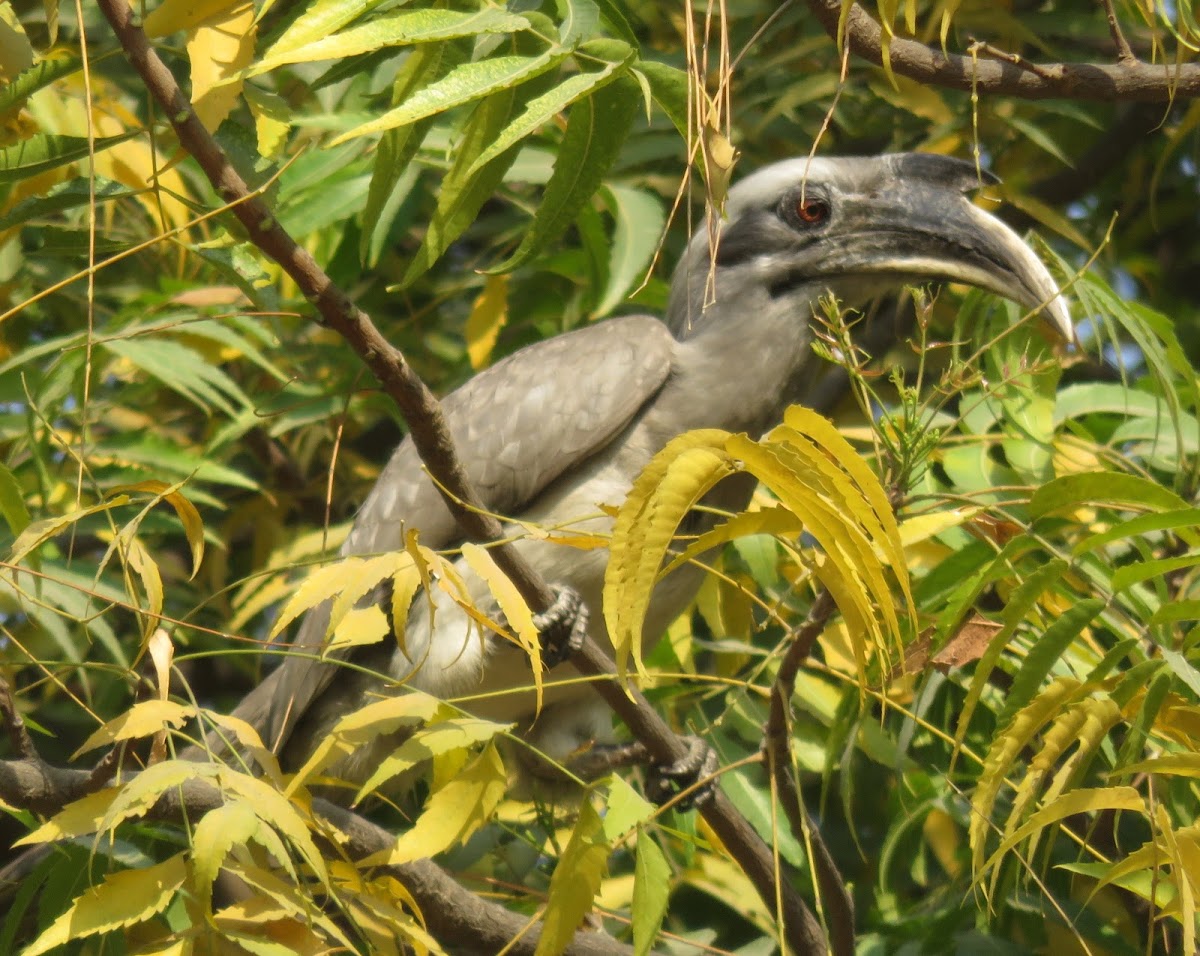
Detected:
[{"left": 661, "top": 271, "right": 843, "bottom": 439}]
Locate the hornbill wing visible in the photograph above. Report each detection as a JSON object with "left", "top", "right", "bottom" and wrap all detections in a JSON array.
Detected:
[{"left": 229, "top": 314, "right": 677, "bottom": 755}]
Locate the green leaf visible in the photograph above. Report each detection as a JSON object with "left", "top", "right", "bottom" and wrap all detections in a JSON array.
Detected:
[
  {"left": 489, "top": 74, "right": 639, "bottom": 273},
  {"left": 0, "top": 131, "right": 142, "bottom": 184},
  {"left": 1073, "top": 507, "right": 1200, "bottom": 555},
  {"left": 996, "top": 598, "right": 1105, "bottom": 730},
  {"left": 0, "top": 178, "right": 133, "bottom": 232},
  {"left": 1149, "top": 600, "right": 1200, "bottom": 625},
  {"left": 635, "top": 61, "right": 688, "bottom": 138},
  {"left": 263, "top": 0, "right": 402, "bottom": 57},
  {"left": 1006, "top": 114, "right": 1074, "bottom": 168},
  {"left": 103, "top": 337, "right": 253, "bottom": 417},
  {"left": 333, "top": 51, "right": 568, "bottom": 145},
  {"left": 253, "top": 8, "right": 529, "bottom": 73},
  {"left": 359, "top": 37, "right": 470, "bottom": 265},
  {"left": 1029, "top": 472, "right": 1190, "bottom": 519},
  {"left": 464, "top": 42, "right": 633, "bottom": 178},
  {"left": 720, "top": 767, "right": 806, "bottom": 868},
  {"left": 632, "top": 831, "right": 670, "bottom": 956},
  {"left": 401, "top": 58, "right": 557, "bottom": 286},
  {"left": 557, "top": 0, "right": 600, "bottom": 45},
  {"left": 1053, "top": 383, "right": 1174, "bottom": 424},
  {"left": 595, "top": 184, "right": 664, "bottom": 316},
  {"left": 0, "top": 463, "right": 29, "bottom": 536},
  {"left": 1112, "top": 553, "right": 1200, "bottom": 593},
  {"left": 0, "top": 55, "right": 87, "bottom": 115}
]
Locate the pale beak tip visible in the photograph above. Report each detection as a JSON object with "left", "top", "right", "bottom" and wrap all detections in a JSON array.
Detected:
[{"left": 1044, "top": 295, "right": 1075, "bottom": 345}]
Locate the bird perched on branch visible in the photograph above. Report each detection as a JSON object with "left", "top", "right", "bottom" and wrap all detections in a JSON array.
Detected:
[{"left": 229, "top": 152, "right": 1073, "bottom": 797}]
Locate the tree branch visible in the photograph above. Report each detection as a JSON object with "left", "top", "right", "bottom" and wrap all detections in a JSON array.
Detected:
[
  {"left": 92, "top": 3, "right": 829, "bottom": 953},
  {"left": 806, "top": 0, "right": 1200, "bottom": 100},
  {"left": 0, "top": 755, "right": 632, "bottom": 956}
]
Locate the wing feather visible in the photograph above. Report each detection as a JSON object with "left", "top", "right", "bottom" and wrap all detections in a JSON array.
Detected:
[{"left": 231, "top": 315, "right": 675, "bottom": 752}]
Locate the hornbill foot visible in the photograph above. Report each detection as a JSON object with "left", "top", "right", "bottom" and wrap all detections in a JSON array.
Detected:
[
  {"left": 531, "top": 585, "right": 588, "bottom": 668},
  {"left": 646, "top": 735, "right": 720, "bottom": 811},
  {"left": 566, "top": 738, "right": 719, "bottom": 811}
]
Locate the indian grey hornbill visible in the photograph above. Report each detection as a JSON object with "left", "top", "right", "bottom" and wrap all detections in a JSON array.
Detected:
[{"left": 229, "top": 152, "right": 1073, "bottom": 794}]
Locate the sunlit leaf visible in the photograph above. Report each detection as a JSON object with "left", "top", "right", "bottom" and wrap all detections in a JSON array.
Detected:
[{"left": 22, "top": 853, "right": 188, "bottom": 956}]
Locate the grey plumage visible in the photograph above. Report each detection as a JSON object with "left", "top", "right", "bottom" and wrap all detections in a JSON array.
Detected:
[{"left": 228, "top": 152, "right": 1072, "bottom": 786}]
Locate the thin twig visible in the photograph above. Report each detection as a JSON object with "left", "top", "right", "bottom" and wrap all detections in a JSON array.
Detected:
[
  {"left": 84, "top": 746, "right": 123, "bottom": 792},
  {"left": 1098, "top": 0, "right": 1138, "bottom": 64},
  {"left": 968, "top": 39, "right": 1059, "bottom": 80},
  {"left": 91, "top": 4, "right": 829, "bottom": 953},
  {"left": 0, "top": 674, "right": 36, "bottom": 760},
  {"left": 761, "top": 591, "right": 855, "bottom": 955}
]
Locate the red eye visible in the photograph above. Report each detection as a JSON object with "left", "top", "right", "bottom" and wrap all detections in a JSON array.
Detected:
[{"left": 796, "top": 197, "right": 829, "bottom": 224}]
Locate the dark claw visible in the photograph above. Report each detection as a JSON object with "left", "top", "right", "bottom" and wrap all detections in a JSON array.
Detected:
[
  {"left": 532, "top": 586, "right": 589, "bottom": 668},
  {"left": 646, "top": 735, "right": 720, "bottom": 810}
]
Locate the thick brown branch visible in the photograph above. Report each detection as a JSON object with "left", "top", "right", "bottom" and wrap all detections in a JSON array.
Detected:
[
  {"left": 0, "top": 757, "right": 630, "bottom": 956},
  {"left": 806, "top": 0, "right": 1200, "bottom": 100},
  {"left": 93, "top": 3, "right": 829, "bottom": 952}
]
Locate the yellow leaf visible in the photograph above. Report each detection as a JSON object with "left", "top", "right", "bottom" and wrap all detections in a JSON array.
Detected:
[
  {"left": 187, "top": 3, "right": 256, "bottom": 133},
  {"left": 969, "top": 678, "right": 1083, "bottom": 876},
  {"left": 923, "top": 808, "right": 962, "bottom": 878},
  {"left": 270, "top": 556, "right": 370, "bottom": 640},
  {"left": 100, "top": 762, "right": 219, "bottom": 835},
  {"left": 327, "top": 603, "right": 390, "bottom": 653},
  {"left": 659, "top": 505, "right": 804, "bottom": 578},
  {"left": 327, "top": 551, "right": 409, "bottom": 632},
  {"left": 605, "top": 430, "right": 735, "bottom": 679},
  {"left": 147, "top": 628, "right": 174, "bottom": 764},
  {"left": 461, "top": 541, "right": 543, "bottom": 713},
  {"left": 731, "top": 437, "right": 887, "bottom": 672},
  {"left": 354, "top": 715, "right": 510, "bottom": 803},
  {"left": 244, "top": 84, "right": 291, "bottom": 158},
  {"left": 896, "top": 506, "right": 983, "bottom": 549},
  {"left": 465, "top": 275, "right": 508, "bottom": 369},
  {"left": 144, "top": 0, "right": 245, "bottom": 37},
  {"left": 536, "top": 799, "right": 609, "bottom": 956},
  {"left": 203, "top": 710, "right": 284, "bottom": 783},
  {"left": 15, "top": 787, "right": 120, "bottom": 845},
  {"left": 369, "top": 742, "right": 507, "bottom": 866},
  {"left": 148, "top": 628, "right": 173, "bottom": 702},
  {"left": 218, "top": 768, "right": 330, "bottom": 891},
  {"left": 978, "top": 787, "right": 1145, "bottom": 884},
  {"left": 192, "top": 799, "right": 261, "bottom": 908},
  {"left": 990, "top": 696, "right": 1122, "bottom": 898},
  {"left": 1123, "top": 753, "right": 1200, "bottom": 777},
  {"left": 0, "top": 16, "right": 33, "bottom": 81},
  {"left": 216, "top": 861, "right": 358, "bottom": 951},
  {"left": 122, "top": 533, "right": 163, "bottom": 638},
  {"left": 22, "top": 853, "right": 188, "bottom": 956},
  {"left": 287, "top": 692, "right": 441, "bottom": 795},
  {"left": 111, "top": 480, "right": 205, "bottom": 578},
  {"left": 701, "top": 123, "right": 739, "bottom": 210},
  {"left": 8, "top": 497, "right": 129, "bottom": 565},
  {"left": 72, "top": 700, "right": 196, "bottom": 760}
]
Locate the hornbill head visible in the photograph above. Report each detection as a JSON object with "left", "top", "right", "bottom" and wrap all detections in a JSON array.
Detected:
[{"left": 666, "top": 152, "right": 1074, "bottom": 343}]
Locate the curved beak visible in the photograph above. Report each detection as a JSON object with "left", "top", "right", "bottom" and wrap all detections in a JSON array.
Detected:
[{"left": 813, "top": 186, "right": 1075, "bottom": 344}]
